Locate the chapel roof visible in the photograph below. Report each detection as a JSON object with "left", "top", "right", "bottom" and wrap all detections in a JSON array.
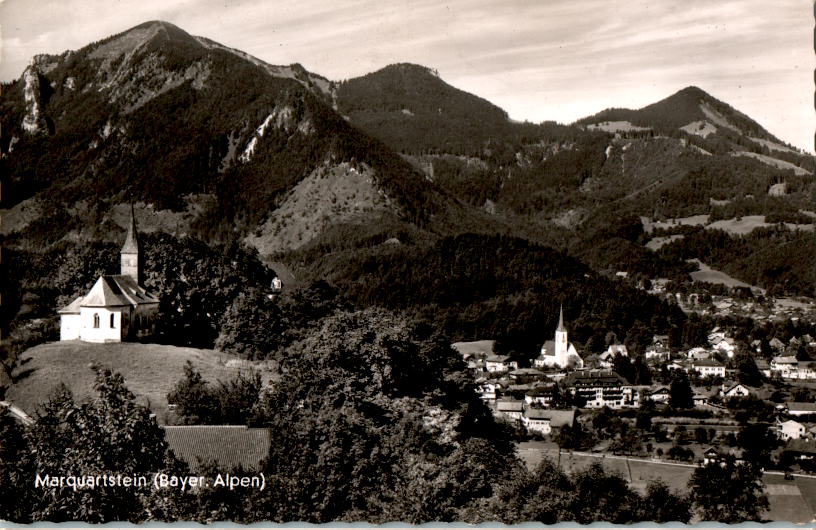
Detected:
[
  {"left": 58, "top": 295, "right": 84, "bottom": 315},
  {"left": 80, "top": 275, "right": 159, "bottom": 308}
]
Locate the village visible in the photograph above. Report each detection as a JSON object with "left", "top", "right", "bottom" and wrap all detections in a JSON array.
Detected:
[
  {"left": 27, "top": 208, "right": 816, "bottom": 485},
  {"left": 454, "top": 306, "right": 816, "bottom": 476}
]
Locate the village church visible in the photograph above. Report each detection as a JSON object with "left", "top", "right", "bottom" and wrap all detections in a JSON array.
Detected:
[
  {"left": 533, "top": 306, "right": 584, "bottom": 369},
  {"left": 58, "top": 208, "right": 159, "bottom": 342}
]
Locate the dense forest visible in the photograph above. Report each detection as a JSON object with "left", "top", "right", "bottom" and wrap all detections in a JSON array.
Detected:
[{"left": 658, "top": 227, "right": 816, "bottom": 296}]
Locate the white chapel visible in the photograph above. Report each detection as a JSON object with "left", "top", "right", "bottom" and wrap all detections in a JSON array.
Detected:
[
  {"left": 58, "top": 208, "right": 159, "bottom": 342},
  {"left": 532, "top": 306, "right": 584, "bottom": 369}
]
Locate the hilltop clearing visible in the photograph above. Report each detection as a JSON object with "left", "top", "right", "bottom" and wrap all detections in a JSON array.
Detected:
[{"left": 5, "top": 341, "right": 275, "bottom": 423}]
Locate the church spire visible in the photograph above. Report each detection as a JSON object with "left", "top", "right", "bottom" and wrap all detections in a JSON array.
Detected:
[
  {"left": 556, "top": 304, "right": 565, "bottom": 332},
  {"left": 120, "top": 204, "right": 141, "bottom": 284},
  {"left": 121, "top": 204, "right": 139, "bottom": 253}
]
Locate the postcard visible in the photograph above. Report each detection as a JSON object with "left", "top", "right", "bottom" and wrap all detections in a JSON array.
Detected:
[{"left": 0, "top": 0, "right": 814, "bottom": 525}]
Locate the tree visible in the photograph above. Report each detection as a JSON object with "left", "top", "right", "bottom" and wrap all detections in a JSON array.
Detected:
[
  {"left": 570, "top": 462, "right": 640, "bottom": 523},
  {"left": 167, "top": 361, "right": 218, "bottom": 423},
  {"left": 252, "top": 308, "right": 516, "bottom": 522},
  {"left": 688, "top": 459, "right": 769, "bottom": 522},
  {"left": 475, "top": 459, "right": 575, "bottom": 524},
  {"left": 737, "top": 423, "right": 780, "bottom": 469},
  {"left": 735, "top": 353, "right": 763, "bottom": 387},
  {"left": 167, "top": 361, "right": 263, "bottom": 425},
  {"left": 0, "top": 406, "right": 36, "bottom": 522},
  {"left": 636, "top": 480, "right": 692, "bottom": 523},
  {"left": 19, "top": 370, "right": 173, "bottom": 522},
  {"left": 669, "top": 370, "right": 694, "bottom": 409},
  {"left": 555, "top": 422, "right": 595, "bottom": 451},
  {"left": 635, "top": 409, "right": 652, "bottom": 430}
]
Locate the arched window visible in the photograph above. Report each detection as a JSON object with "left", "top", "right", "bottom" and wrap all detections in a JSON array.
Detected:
[
  {"left": 93, "top": 313, "right": 100, "bottom": 328},
  {"left": 110, "top": 314, "right": 115, "bottom": 328}
]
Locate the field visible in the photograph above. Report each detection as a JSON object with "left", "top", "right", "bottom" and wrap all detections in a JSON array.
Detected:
[
  {"left": 5, "top": 341, "right": 275, "bottom": 423},
  {"left": 517, "top": 442, "right": 816, "bottom": 523},
  {"left": 707, "top": 215, "right": 813, "bottom": 235},
  {"left": 688, "top": 259, "right": 764, "bottom": 293},
  {"left": 641, "top": 214, "right": 709, "bottom": 233},
  {"left": 641, "top": 214, "right": 813, "bottom": 238},
  {"left": 451, "top": 340, "right": 495, "bottom": 357},
  {"left": 732, "top": 151, "right": 810, "bottom": 176},
  {"left": 645, "top": 234, "right": 684, "bottom": 250},
  {"left": 586, "top": 120, "right": 651, "bottom": 133}
]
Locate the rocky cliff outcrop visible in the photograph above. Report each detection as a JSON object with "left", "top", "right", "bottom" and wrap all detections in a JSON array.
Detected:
[{"left": 21, "top": 63, "right": 48, "bottom": 135}]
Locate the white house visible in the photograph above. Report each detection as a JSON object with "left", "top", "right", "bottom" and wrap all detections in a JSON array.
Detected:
[
  {"left": 771, "top": 356, "right": 799, "bottom": 376},
  {"left": 721, "top": 383, "right": 751, "bottom": 399},
  {"left": 777, "top": 419, "right": 807, "bottom": 440},
  {"left": 521, "top": 408, "right": 553, "bottom": 434},
  {"left": 477, "top": 382, "right": 498, "bottom": 401},
  {"left": 691, "top": 359, "right": 726, "bottom": 378},
  {"left": 59, "top": 208, "right": 159, "bottom": 343},
  {"left": 711, "top": 337, "right": 737, "bottom": 358},
  {"left": 521, "top": 408, "right": 575, "bottom": 435},
  {"left": 485, "top": 355, "right": 518, "bottom": 373},
  {"left": 532, "top": 306, "right": 583, "bottom": 369},
  {"left": 524, "top": 384, "right": 557, "bottom": 407},
  {"left": 495, "top": 399, "right": 524, "bottom": 421},
  {"left": 562, "top": 370, "right": 637, "bottom": 409},
  {"left": 686, "top": 347, "right": 711, "bottom": 360},
  {"left": 703, "top": 447, "right": 720, "bottom": 465},
  {"left": 605, "top": 344, "right": 628, "bottom": 357},
  {"left": 649, "top": 386, "right": 671, "bottom": 404},
  {"left": 771, "top": 357, "right": 816, "bottom": 380},
  {"left": 644, "top": 345, "right": 670, "bottom": 361}
]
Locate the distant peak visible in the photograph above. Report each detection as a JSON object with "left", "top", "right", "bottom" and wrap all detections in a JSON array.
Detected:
[
  {"left": 130, "top": 20, "right": 183, "bottom": 32},
  {"left": 381, "top": 63, "right": 439, "bottom": 76},
  {"left": 673, "top": 86, "right": 713, "bottom": 101},
  {"left": 117, "top": 20, "right": 198, "bottom": 46}
]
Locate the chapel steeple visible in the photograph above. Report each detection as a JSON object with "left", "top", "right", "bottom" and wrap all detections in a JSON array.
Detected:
[
  {"left": 120, "top": 204, "right": 141, "bottom": 284},
  {"left": 556, "top": 304, "right": 565, "bottom": 333}
]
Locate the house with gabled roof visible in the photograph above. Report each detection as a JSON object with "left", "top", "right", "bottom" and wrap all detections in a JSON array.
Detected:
[
  {"left": 58, "top": 207, "right": 159, "bottom": 342},
  {"left": 485, "top": 355, "right": 518, "bottom": 373},
  {"left": 524, "top": 383, "right": 558, "bottom": 407},
  {"left": 562, "top": 370, "right": 637, "bottom": 409},
  {"left": 691, "top": 359, "right": 725, "bottom": 378},
  {"left": 777, "top": 419, "right": 807, "bottom": 441},
  {"left": 494, "top": 399, "right": 524, "bottom": 421},
  {"left": 648, "top": 386, "right": 671, "bottom": 404},
  {"left": 521, "top": 408, "right": 575, "bottom": 435},
  {"left": 721, "top": 383, "right": 751, "bottom": 399}
]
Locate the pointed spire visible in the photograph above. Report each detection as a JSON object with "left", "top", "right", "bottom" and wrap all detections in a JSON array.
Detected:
[
  {"left": 556, "top": 304, "right": 565, "bottom": 332},
  {"left": 121, "top": 204, "right": 139, "bottom": 253}
]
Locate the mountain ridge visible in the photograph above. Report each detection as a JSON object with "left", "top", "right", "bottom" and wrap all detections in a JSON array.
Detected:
[{"left": 1, "top": 20, "right": 814, "bottom": 300}]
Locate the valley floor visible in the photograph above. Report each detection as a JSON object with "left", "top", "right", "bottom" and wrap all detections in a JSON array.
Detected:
[{"left": 517, "top": 441, "right": 816, "bottom": 523}]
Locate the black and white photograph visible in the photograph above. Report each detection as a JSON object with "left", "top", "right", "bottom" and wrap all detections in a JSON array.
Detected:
[{"left": 0, "top": 0, "right": 814, "bottom": 524}]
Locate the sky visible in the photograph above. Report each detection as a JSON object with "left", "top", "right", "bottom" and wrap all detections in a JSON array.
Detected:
[{"left": 0, "top": 0, "right": 813, "bottom": 152}]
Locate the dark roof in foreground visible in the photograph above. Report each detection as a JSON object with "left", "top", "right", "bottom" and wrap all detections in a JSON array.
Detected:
[
  {"left": 524, "top": 408, "right": 575, "bottom": 427},
  {"left": 786, "top": 402, "right": 816, "bottom": 412},
  {"left": 163, "top": 426, "right": 270, "bottom": 471}
]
